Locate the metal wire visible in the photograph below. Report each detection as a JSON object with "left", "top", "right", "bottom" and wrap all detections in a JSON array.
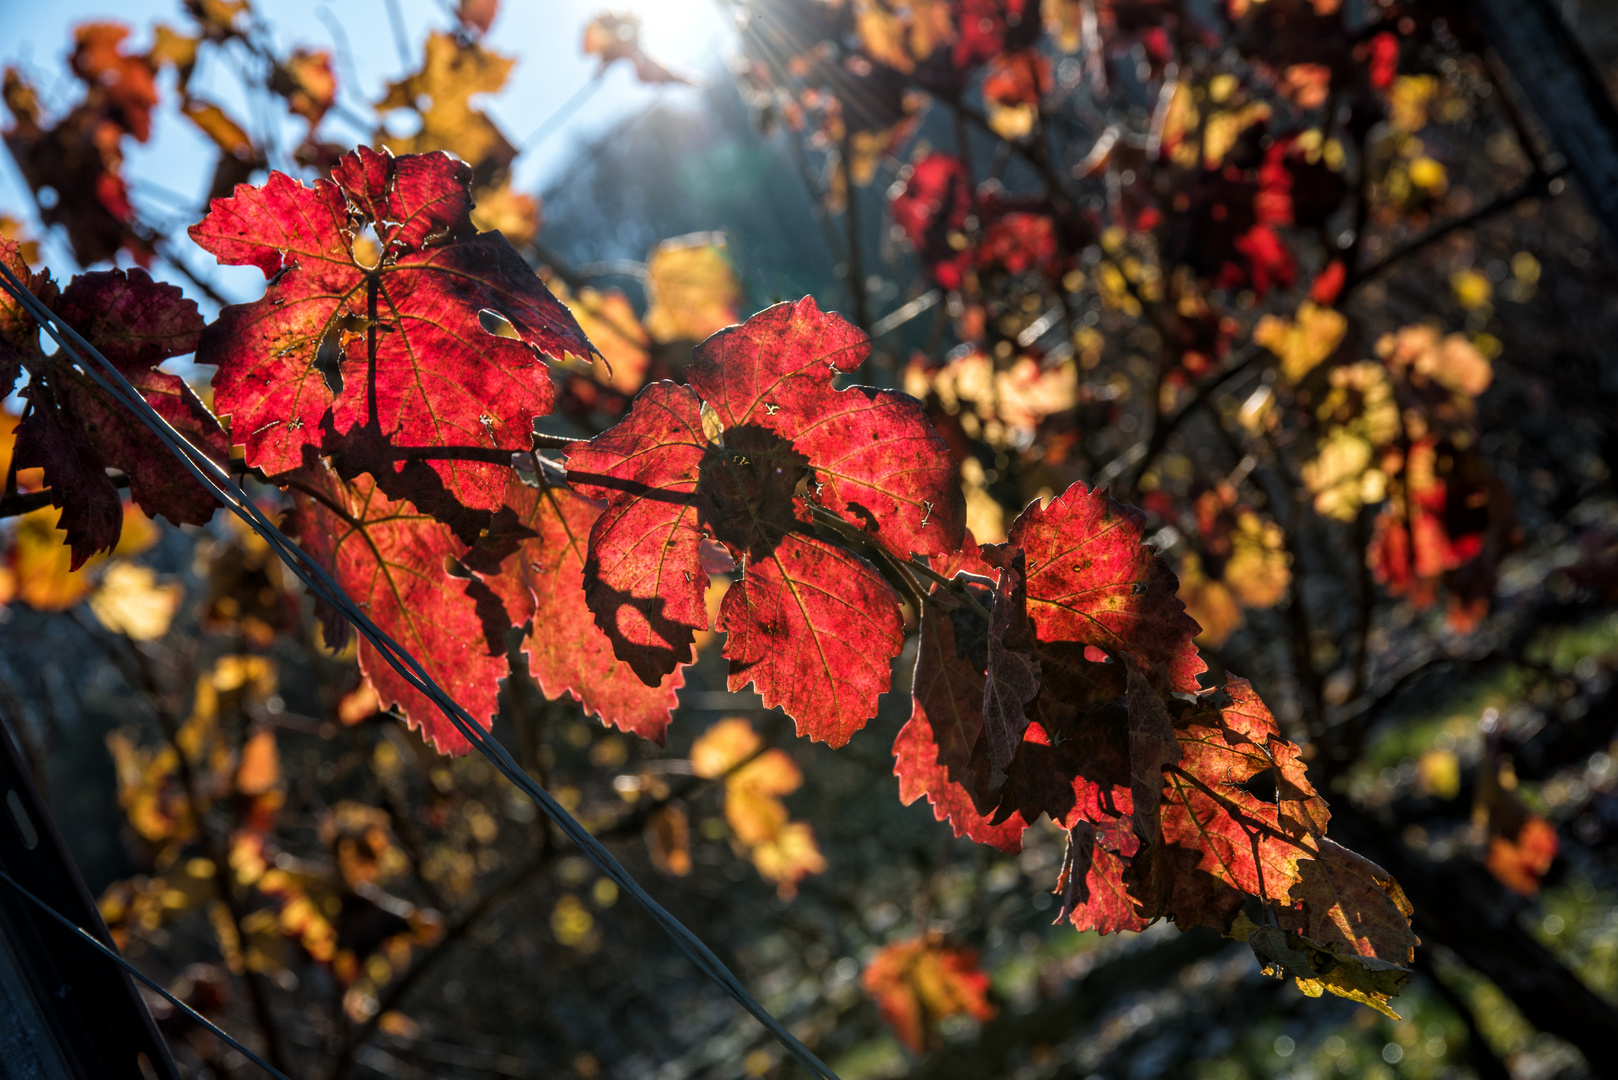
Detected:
[
  {"left": 0, "top": 262, "right": 841, "bottom": 1080},
  {"left": 0, "top": 868, "right": 294, "bottom": 1080}
]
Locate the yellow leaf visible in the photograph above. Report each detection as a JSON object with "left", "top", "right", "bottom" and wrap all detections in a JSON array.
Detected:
[
  {"left": 1244, "top": 921, "right": 1411, "bottom": 1019},
  {"left": 10, "top": 504, "right": 157, "bottom": 611},
  {"left": 1178, "top": 553, "right": 1242, "bottom": 647},
  {"left": 180, "top": 98, "right": 253, "bottom": 158},
  {"left": 90, "top": 562, "right": 184, "bottom": 640},
  {"left": 550, "top": 894, "right": 596, "bottom": 948},
  {"left": 548, "top": 277, "right": 652, "bottom": 395},
  {"left": 1253, "top": 301, "right": 1347, "bottom": 383},
  {"left": 747, "top": 820, "right": 826, "bottom": 899},
  {"left": 1416, "top": 748, "right": 1460, "bottom": 799},
  {"left": 1043, "top": 0, "right": 1083, "bottom": 52},
  {"left": 643, "top": 233, "right": 741, "bottom": 344},
  {"left": 470, "top": 184, "right": 540, "bottom": 247},
  {"left": 377, "top": 32, "right": 516, "bottom": 183},
  {"left": 1203, "top": 102, "right": 1271, "bottom": 167},
  {"left": 1303, "top": 430, "right": 1376, "bottom": 521},
  {"left": 1387, "top": 75, "right": 1439, "bottom": 134},
  {"left": 1449, "top": 268, "right": 1491, "bottom": 310},
  {"left": 1407, "top": 155, "right": 1447, "bottom": 194},
  {"left": 690, "top": 717, "right": 761, "bottom": 778},
  {"left": 1223, "top": 512, "right": 1291, "bottom": 608}
]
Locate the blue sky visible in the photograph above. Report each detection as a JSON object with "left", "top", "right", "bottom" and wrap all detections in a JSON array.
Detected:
[{"left": 1, "top": 0, "right": 729, "bottom": 304}]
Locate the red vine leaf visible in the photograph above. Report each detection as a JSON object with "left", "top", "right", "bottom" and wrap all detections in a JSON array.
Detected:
[
  {"left": 1282, "top": 839, "right": 1418, "bottom": 965},
  {"left": 1054, "top": 822, "right": 1151, "bottom": 934},
  {"left": 481, "top": 479, "right": 685, "bottom": 743},
  {"left": 981, "top": 553, "right": 1040, "bottom": 787},
  {"left": 895, "top": 587, "right": 1029, "bottom": 853},
  {"left": 291, "top": 467, "right": 510, "bottom": 756},
  {"left": 190, "top": 147, "right": 593, "bottom": 525},
  {"left": 0, "top": 239, "right": 56, "bottom": 396},
  {"left": 991, "top": 482, "right": 1205, "bottom": 693},
  {"left": 1156, "top": 679, "right": 1324, "bottom": 926},
  {"left": 687, "top": 296, "right": 965, "bottom": 558},
  {"left": 565, "top": 381, "right": 711, "bottom": 685},
  {"left": 14, "top": 269, "right": 227, "bottom": 566},
  {"left": 719, "top": 531, "right": 903, "bottom": 747},
  {"left": 1125, "top": 664, "right": 1180, "bottom": 848}
]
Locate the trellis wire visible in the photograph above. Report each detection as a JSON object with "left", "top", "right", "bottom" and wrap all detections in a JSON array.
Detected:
[
  {"left": 0, "top": 868, "right": 294, "bottom": 1080},
  {"left": 0, "top": 263, "right": 841, "bottom": 1080}
]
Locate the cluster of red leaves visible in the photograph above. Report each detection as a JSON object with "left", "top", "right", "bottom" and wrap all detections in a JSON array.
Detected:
[
  {"left": 567, "top": 297, "right": 964, "bottom": 746},
  {"left": 3, "top": 25, "right": 155, "bottom": 265},
  {"left": 892, "top": 481, "right": 1415, "bottom": 980},
  {"left": 891, "top": 152, "right": 1065, "bottom": 291},
  {"left": 1, "top": 241, "right": 228, "bottom": 565},
  {"left": 6, "top": 109, "right": 1418, "bottom": 1016}
]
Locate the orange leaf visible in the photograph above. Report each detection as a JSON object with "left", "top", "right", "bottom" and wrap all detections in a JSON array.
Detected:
[{"left": 861, "top": 934, "right": 995, "bottom": 1053}]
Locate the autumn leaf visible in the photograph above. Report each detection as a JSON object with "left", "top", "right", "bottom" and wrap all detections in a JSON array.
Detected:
[
  {"left": 0, "top": 239, "right": 56, "bottom": 394},
  {"left": 473, "top": 479, "right": 685, "bottom": 743},
  {"left": 1253, "top": 301, "right": 1346, "bottom": 383},
  {"left": 643, "top": 233, "right": 742, "bottom": 344},
  {"left": 13, "top": 268, "right": 228, "bottom": 565},
  {"left": 718, "top": 530, "right": 904, "bottom": 747},
  {"left": 1124, "top": 663, "right": 1179, "bottom": 847},
  {"left": 688, "top": 296, "right": 964, "bottom": 559},
  {"left": 861, "top": 934, "right": 995, "bottom": 1054},
  {"left": 576, "top": 296, "right": 961, "bottom": 744},
  {"left": 645, "top": 804, "right": 692, "bottom": 876},
  {"left": 1053, "top": 822, "right": 1151, "bottom": 934},
  {"left": 2, "top": 64, "right": 146, "bottom": 267},
  {"left": 190, "top": 148, "right": 593, "bottom": 533},
  {"left": 290, "top": 466, "right": 511, "bottom": 755},
  {"left": 690, "top": 718, "right": 827, "bottom": 897},
  {"left": 89, "top": 561, "right": 184, "bottom": 640},
  {"left": 894, "top": 577, "right": 1030, "bottom": 853},
  {"left": 1281, "top": 839, "right": 1418, "bottom": 964},
  {"left": 583, "top": 12, "right": 691, "bottom": 85},
  {"left": 1155, "top": 679, "right": 1328, "bottom": 929},
  {"left": 990, "top": 482, "right": 1205, "bottom": 693},
  {"left": 378, "top": 35, "right": 516, "bottom": 188},
  {"left": 566, "top": 381, "right": 712, "bottom": 684},
  {"left": 1241, "top": 918, "right": 1412, "bottom": 1019},
  {"left": 70, "top": 22, "right": 159, "bottom": 142},
  {"left": 7, "top": 504, "right": 157, "bottom": 611},
  {"left": 980, "top": 552, "right": 1041, "bottom": 786},
  {"left": 547, "top": 278, "right": 651, "bottom": 396}
]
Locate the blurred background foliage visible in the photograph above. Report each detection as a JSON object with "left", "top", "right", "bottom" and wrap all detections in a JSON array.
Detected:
[{"left": 2, "top": 1, "right": 1618, "bottom": 1079}]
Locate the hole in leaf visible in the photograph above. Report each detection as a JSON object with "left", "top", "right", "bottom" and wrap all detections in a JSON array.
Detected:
[
  {"left": 314, "top": 326, "right": 345, "bottom": 395},
  {"left": 1235, "top": 766, "right": 1278, "bottom": 804},
  {"left": 478, "top": 308, "right": 522, "bottom": 340},
  {"left": 351, "top": 223, "right": 383, "bottom": 270}
]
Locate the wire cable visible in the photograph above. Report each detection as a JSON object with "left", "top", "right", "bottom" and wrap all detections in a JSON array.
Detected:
[
  {"left": 0, "top": 868, "right": 294, "bottom": 1080},
  {"left": 0, "top": 262, "right": 840, "bottom": 1080}
]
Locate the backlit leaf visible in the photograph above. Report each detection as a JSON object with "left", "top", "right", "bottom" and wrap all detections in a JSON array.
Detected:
[
  {"left": 291, "top": 466, "right": 511, "bottom": 755},
  {"left": 643, "top": 233, "right": 742, "bottom": 344},
  {"left": 190, "top": 148, "right": 593, "bottom": 532},
  {"left": 861, "top": 934, "right": 995, "bottom": 1054},
  {"left": 477, "top": 480, "right": 684, "bottom": 743},
  {"left": 13, "top": 268, "right": 226, "bottom": 565},
  {"left": 992, "top": 482, "right": 1204, "bottom": 693}
]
